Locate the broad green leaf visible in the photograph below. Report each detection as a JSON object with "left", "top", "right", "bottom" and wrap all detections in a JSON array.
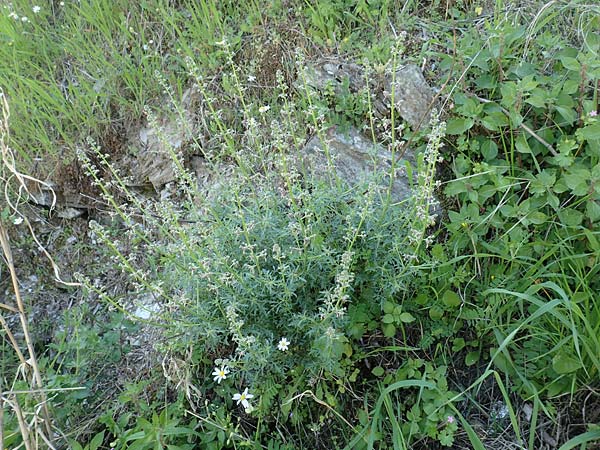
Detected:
[
  {"left": 446, "top": 117, "right": 474, "bottom": 135},
  {"left": 382, "top": 323, "right": 396, "bottom": 337},
  {"left": 527, "top": 211, "right": 547, "bottom": 225},
  {"left": 452, "top": 338, "right": 466, "bottom": 352},
  {"left": 382, "top": 301, "right": 395, "bottom": 314},
  {"left": 518, "top": 74, "right": 538, "bottom": 91},
  {"left": 564, "top": 168, "right": 591, "bottom": 196},
  {"left": 500, "top": 82, "right": 517, "bottom": 108},
  {"left": 429, "top": 306, "right": 444, "bottom": 320},
  {"left": 372, "top": 366, "right": 385, "bottom": 377},
  {"left": 509, "top": 110, "right": 523, "bottom": 128},
  {"left": 552, "top": 352, "right": 582, "bottom": 374},
  {"left": 554, "top": 105, "right": 577, "bottom": 124},
  {"left": 562, "top": 79, "right": 579, "bottom": 95},
  {"left": 525, "top": 89, "right": 546, "bottom": 108},
  {"left": 560, "top": 56, "right": 580, "bottom": 71},
  {"left": 586, "top": 200, "right": 600, "bottom": 222},
  {"left": 399, "top": 312, "right": 416, "bottom": 323},
  {"left": 480, "top": 111, "right": 508, "bottom": 131},
  {"left": 442, "top": 290, "right": 461, "bottom": 308},
  {"left": 465, "top": 351, "right": 480, "bottom": 366},
  {"left": 89, "top": 432, "right": 105, "bottom": 450},
  {"left": 445, "top": 180, "right": 467, "bottom": 196},
  {"left": 515, "top": 134, "right": 531, "bottom": 154},
  {"left": 577, "top": 121, "right": 600, "bottom": 141},
  {"left": 481, "top": 140, "right": 498, "bottom": 160},
  {"left": 382, "top": 313, "right": 395, "bottom": 324},
  {"left": 558, "top": 208, "right": 583, "bottom": 227}
]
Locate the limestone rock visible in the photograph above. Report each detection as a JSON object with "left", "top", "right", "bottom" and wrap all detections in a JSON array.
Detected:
[
  {"left": 128, "top": 87, "right": 200, "bottom": 190},
  {"left": 301, "top": 126, "right": 417, "bottom": 204},
  {"left": 383, "top": 65, "right": 434, "bottom": 128},
  {"left": 299, "top": 57, "right": 435, "bottom": 129}
]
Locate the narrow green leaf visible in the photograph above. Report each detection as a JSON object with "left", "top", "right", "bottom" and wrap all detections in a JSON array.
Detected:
[{"left": 557, "top": 430, "right": 600, "bottom": 450}]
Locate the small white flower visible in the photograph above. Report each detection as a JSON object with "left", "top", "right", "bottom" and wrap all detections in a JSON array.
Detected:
[
  {"left": 13, "top": 216, "right": 24, "bottom": 225},
  {"left": 9, "top": 12, "right": 19, "bottom": 19},
  {"left": 212, "top": 365, "right": 229, "bottom": 384},
  {"left": 277, "top": 337, "right": 290, "bottom": 352},
  {"left": 232, "top": 387, "right": 254, "bottom": 409},
  {"left": 247, "top": 75, "right": 256, "bottom": 82},
  {"left": 32, "top": 6, "right": 41, "bottom": 13},
  {"left": 59, "top": 1, "right": 65, "bottom": 5},
  {"left": 258, "top": 105, "right": 270, "bottom": 114},
  {"left": 21, "top": 16, "right": 29, "bottom": 22}
]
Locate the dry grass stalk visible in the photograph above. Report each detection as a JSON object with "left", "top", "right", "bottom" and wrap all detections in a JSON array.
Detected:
[{"left": 0, "top": 90, "right": 56, "bottom": 448}]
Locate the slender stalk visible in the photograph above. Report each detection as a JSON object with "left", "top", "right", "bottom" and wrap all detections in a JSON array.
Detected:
[{"left": 0, "top": 224, "right": 54, "bottom": 444}]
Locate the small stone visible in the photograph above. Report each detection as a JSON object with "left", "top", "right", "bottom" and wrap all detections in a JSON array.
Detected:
[{"left": 57, "top": 207, "right": 84, "bottom": 219}]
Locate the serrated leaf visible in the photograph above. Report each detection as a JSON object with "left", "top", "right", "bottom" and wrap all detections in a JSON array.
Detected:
[
  {"left": 442, "top": 290, "right": 462, "bottom": 308},
  {"left": 564, "top": 168, "right": 591, "bottom": 196},
  {"left": 577, "top": 121, "right": 600, "bottom": 141},
  {"left": 552, "top": 353, "right": 582, "bottom": 374}
]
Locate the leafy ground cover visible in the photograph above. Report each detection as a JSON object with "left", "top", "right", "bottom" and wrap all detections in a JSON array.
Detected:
[{"left": 1, "top": 0, "right": 599, "bottom": 449}]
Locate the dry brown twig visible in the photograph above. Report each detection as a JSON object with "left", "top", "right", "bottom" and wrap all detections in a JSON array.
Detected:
[
  {"left": 0, "top": 89, "right": 61, "bottom": 448},
  {"left": 0, "top": 89, "right": 80, "bottom": 288}
]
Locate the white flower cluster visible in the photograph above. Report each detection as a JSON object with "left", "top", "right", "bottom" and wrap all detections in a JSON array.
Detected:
[{"left": 319, "top": 250, "right": 355, "bottom": 320}]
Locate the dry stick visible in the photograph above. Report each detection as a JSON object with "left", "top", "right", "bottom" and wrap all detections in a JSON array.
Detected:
[
  {"left": 0, "top": 224, "right": 54, "bottom": 444},
  {"left": 0, "top": 90, "right": 79, "bottom": 288},
  {"left": 0, "top": 314, "right": 28, "bottom": 365},
  {"left": 3, "top": 395, "right": 33, "bottom": 450},
  {"left": 0, "top": 394, "right": 4, "bottom": 450}
]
